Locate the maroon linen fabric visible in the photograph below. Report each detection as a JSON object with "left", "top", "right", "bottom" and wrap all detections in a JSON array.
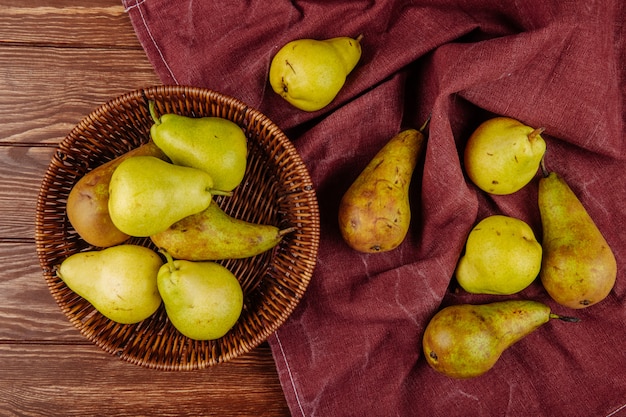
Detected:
[{"left": 122, "top": 1, "right": 626, "bottom": 416}]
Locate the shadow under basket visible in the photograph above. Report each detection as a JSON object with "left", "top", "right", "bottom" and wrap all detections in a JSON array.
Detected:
[{"left": 35, "top": 85, "right": 320, "bottom": 370}]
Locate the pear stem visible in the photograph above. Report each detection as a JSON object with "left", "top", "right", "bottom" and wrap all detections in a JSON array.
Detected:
[
  {"left": 549, "top": 313, "right": 580, "bottom": 323},
  {"left": 278, "top": 226, "right": 298, "bottom": 237},
  {"left": 148, "top": 100, "right": 161, "bottom": 126},
  {"left": 528, "top": 127, "right": 545, "bottom": 142},
  {"left": 158, "top": 248, "right": 178, "bottom": 273},
  {"left": 419, "top": 114, "right": 431, "bottom": 133},
  {"left": 355, "top": 34, "right": 364, "bottom": 42},
  {"left": 210, "top": 189, "right": 234, "bottom": 197}
]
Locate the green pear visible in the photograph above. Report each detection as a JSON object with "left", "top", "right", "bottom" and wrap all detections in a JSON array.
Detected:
[
  {"left": 157, "top": 251, "right": 243, "bottom": 340},
  {"left": 56, "top": 245, "right": 163, "bottom": 324},
  {"left": 538, "top": 170, "right": 617, "bottom": 309},
  {"left": 456, "top": 215, "right": 542, "bottom": 295},
  {"left": 66, "top": 142, "right": 168, "bottom": 248},
  {"left": 338, "top": 127, "right": 426, "bottom": 253},
  {"left": 151, "top": 200, "right": 294, "bottom": 260},
  {"left": 464, "top": 117, "right": 546, "bottom": 195},
  {"left": 149, "top": 102, "right": 248, "bottom": 191},
  {"left": 108, "top": 156, "right": 229, "bottom": 237},
  {"left": 269, "top": 35, "right": 362, "bottom": 112},
  {"left": 423, "top": 300, "right": 578, "bottom": 379}
]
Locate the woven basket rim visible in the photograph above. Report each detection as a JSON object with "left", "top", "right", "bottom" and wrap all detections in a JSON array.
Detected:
[{"left": 35, "top": 85, "right": 320, "bottom": 370}]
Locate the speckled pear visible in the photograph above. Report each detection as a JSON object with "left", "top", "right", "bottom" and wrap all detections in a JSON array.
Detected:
[
  {"left": 455, "top": 215, "right": 542, "bottom": 295},
  {"left": 269, "top": 35, "right": 362, "bottom": 112},
  {"left": 538, "top": 170, "right": 617, "bottom": 309},
  {"left": 338, "top": 126, "right": 426, "bottom": 253},
  {"left": 423, "top": 300, "right": 578, "bottom": 379},
  {"left": 151, "top": 200, "right": 294, "bottom": 260},
  {"left": 464, "top": 117, "right": 546, "bottom": 195}
]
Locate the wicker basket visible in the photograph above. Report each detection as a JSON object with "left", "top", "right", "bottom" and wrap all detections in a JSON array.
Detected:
[{"left": 35, "top": 85, "right": 320, "bottom": 370}]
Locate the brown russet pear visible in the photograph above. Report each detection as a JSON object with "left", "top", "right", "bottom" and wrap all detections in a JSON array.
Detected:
[
  {"left": 338, "top": 125, "right": 427, "bottom": 252},
  {"left": 151, "top": 200, "right": 294, "bottom": 260},
  {"left": 422, "top": 300, "right": 578, "bottom": 379},
  {"left": 538, "top": 169, "right": 617, "bottom": 309},
  {"left": 57, "top": 245, "right": 163, "bottom": 324},
  {"left": 66, "top": 142, "right": 168, "bottom": 247}
]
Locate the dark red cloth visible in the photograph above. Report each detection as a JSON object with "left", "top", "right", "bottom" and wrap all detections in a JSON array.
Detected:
[{"left": 123, "top": 1, "right": 626, "bottom": 415}]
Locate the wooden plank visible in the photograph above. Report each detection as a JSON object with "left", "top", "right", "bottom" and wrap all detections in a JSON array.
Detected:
[
  {"left": 0, "top": 146, "right": 54, "bottom": 239},
  {"left": 0, "top": 1, "right": 142, "bottom": 48},
  {"left": 0, "top": 343, "right": 290, "bottom": 416},
  {"left": 0, "top": 241, "right": 82, "bottom": 341},
  {"left": 0, "top": 45, "right": 161, "bottom": 145}
]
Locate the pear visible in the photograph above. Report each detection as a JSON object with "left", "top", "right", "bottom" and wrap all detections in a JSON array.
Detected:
[
  {"left": 269, "top": 35, "right": 362, "bottom": 112},
  {"left": 66, "top": 142, "right": 168, "bottom": 247},
  {"left": 456, "top": 215, "right": 542, "bottom": 295},
  {"left": 422, "top": 300, "right": 579, "bottom": 379},
  {"left": 338, "top": 126, "right": 427, "bottom": 253},
  {"left": 149, "top": 102, "right": 248, "bottom": 191},
  {"left": 464, "top": 117, "right": 546, "bottom": 195},
  {"left": 151, "top": 200, "right": 295, "bottom": 260},
  {"left": 56, "top": 245, "right": 163, "bottom": 324},
  {"left": 538, "top": 170, "right": 617, "bottom": 309},
  {"left": 108, "top": 156, "right": 230, "bottom": 237},
  {"left": 157, "top": 251, "right": 244, "bottom": 340}
]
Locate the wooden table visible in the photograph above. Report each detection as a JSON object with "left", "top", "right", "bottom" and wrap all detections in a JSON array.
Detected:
[{"left": 0, "top": 2, "right": 291, "bottom": 415}]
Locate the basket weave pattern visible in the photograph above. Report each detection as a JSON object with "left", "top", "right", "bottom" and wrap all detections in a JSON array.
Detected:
[{"left": 35, "top": 85, "right": 320, "bottom": 370}]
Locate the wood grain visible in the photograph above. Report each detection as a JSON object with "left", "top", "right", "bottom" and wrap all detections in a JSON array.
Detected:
[
  {"left": 0, "top": 2, "right": 291, "bottom": 415},
  {"left": 0, "top": 344, "right": 290, "bottom": 417},
  {"left": 0, "top": 1, "right": 142, "bottom": 48}
]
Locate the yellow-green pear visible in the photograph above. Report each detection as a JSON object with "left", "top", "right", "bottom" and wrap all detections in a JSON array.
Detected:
[
  {"left": 56, "top": 245, "right": 163, "bottom": 324},
  {"left": 338, "top": 127, "right": 426, "bottom": 253},
  {"left": 538, "top": 170, "right": 617, "bottom": 309},
  {"left": 108, "top": 156, "right": 230, "bottom": 237},
  {"left": 464, "top": 117, "right": 546, "bottom": 195},
  {"left": 456, "top": 215, "right": 542, "bottom": 295},
  {"left": 151, "top": 200, "right": 294, "bottom": 260},
  {"left": 149, "top": 102, "right": 248, "bottom": 192},
  {"left": 269, "top": 35, "right": 362, "bottom": 112},
  {"left": 66, "top": 142, "right": 168, "bottom": 248},
  {"left": 423, "top": 300, "right": 578, "bottom": 379},
  {"left": 157, "top": 251, "right": 243, "bottom": 340}
]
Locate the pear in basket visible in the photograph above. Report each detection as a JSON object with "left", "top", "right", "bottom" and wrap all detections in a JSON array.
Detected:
[
  {"left": 108, "top": 156, "right": 230, "bottom": 237},
  {"left": 66, "top": 142, "right": 167, "bottom": 247},
  {"left": 151, "top": 199, "right": 295, "bottom": 260},
  {"left": 148, "top": 101, "right": 248, "bottom": 192},
  {"left": 157, "top": 251, "right": 243, "bottom": 340},
  {"left": 57, "top": 245, "right": 163, "bottom": 324}
]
